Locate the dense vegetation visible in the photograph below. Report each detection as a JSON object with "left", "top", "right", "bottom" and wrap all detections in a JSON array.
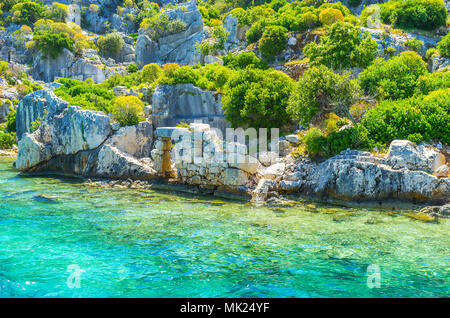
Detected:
[{"left": 0, "top": 0, "right": 448, "bottom": 157}]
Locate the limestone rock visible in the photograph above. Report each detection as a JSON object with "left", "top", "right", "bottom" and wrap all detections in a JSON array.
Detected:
[
  {"left": 261, "top": 163, "right": 286, "bottom": 180},
  {"left": 387, "top": 140, "right": 446, "bottom": 174},
  {"left": 16, "top": 89, "right": 68, "bottom": 141},
  {"left": 16, "top": 106, "right": 111, "bottom": 171},
  {"left": 151, "top": 84, "right": 228, "bottom": 133},
  {"left": 135, "top": 1, "right": 203, "bottom": 66}
]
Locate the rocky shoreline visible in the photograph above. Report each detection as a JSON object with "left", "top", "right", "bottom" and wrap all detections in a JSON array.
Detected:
[{"left": 5, "top": 87, "right": 448, "bottom": 217}]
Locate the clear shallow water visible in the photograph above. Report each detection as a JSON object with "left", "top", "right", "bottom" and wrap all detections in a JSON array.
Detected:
[{"left": 0, "top": 157, "right": 448, "bottom": 298}]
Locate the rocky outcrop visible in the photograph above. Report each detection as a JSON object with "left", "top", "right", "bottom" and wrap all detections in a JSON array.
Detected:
[
  {"left": 268, "top": 142, "right": 449, "bottom": 204},
  {"left": 152, "top": 123, "right": 259, "bottom": 193},
  {"left": 386, "top": 140, "right": 447, "bottom": 176},
  {"left": 16, "top": 105, "right": 111, "bottom": 170},
  {"left": 361, "top": 27, "right": 440, "bottom": 57},
  {"left": 223, "top": 14, "right": 249, "bottom": 51},
  {"left": 16, "top": 89, "right": 68, "bottom": 141},
  {"left": 151, "top": 84, "right": 228, "bottom": 133},
  {"left": 31, "top": 49, "right": 124, "bottom": 83},
  {"left": 135, "top": 1, "right": 203, "bottom": 67},
  {"left": 429, "top": 55, "right": 450, "bottom": 72},
  {"left": 0, "top": 100, "right": 13, "bottom": 122},
  {"left": 15, "top": 89, "right": 157, "bottom": 179}
]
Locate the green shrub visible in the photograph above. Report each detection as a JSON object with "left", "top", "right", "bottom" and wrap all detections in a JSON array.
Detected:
[
  {"left": 437, "top": 33, "right": 450, "bottom": 57},
  {"left": 404, "top": 37, "right": 423, "bottom": 52},
  {"left": 222, "top": 68, "right": 294, "bottom": 130},
  {"left": 359, "top": 51, "right": 428, "bottom": 100},
  {"left": 127, "top": 63, "right": 138, "bottom": 73},
  {"left": 287, "top": 65, "right": 361, "bottom": 126},
  {"left": 97, "top": 32, "right": 125, "bottom": 57},
  {"left": 304, "top": 22, "right": 377, "bottom": 70},
  {"left": 361, "top": 89, "right": 450, "bottom": 145},
  {"left": 54, "top": 78, "right": 114, "bottom": 113},
  {"left": 141, "top": 13, "right": 186, "bottom": 41},
  {"left": 9, "top": 1, "right": 45, "bottom": 26},
  {"left": 32, "top": 30, "right": 74, "bottom": 59},
  {"left": 379, "top": 0, "right": 447, "bottom": 31},
  {"left": 0, "top": 132, "right": 15, "bottom": 149},
  {"left": 318, "top": 8, "right": 344, "bottom": 25},
  {"left": 222, "top": 52, "right": 266, "bottom": 70},
  {"left": 259, "top": 25, "right": 288, "bottom": 60},
  {"left": 246, "top": 20, "right": 266, "bottom": 43},
  {"left": 298, "top": 11, "right": 320, "bottom": 31},
  {"left": 415, "top": 70, "right": 450, "bottom": 95},
  {"left": 159, "top": 65, "right": 199, "bottom": 86},
  {"left": 6, "top": 107, "right": 16, "bottom": 133},
  {"left": 112, "top": 96, "right": 145, "bottom": 127},
  {"left": 141, "top": 63, "right": 162, "bottom": 83}
]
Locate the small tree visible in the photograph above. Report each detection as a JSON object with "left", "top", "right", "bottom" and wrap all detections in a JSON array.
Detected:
[
  {"left": 222, "top": 68, "right": 294, "bottom": 129},
  {"left": 112, "top": 96, "right": 144, "bottom": 127},
  {"left": 32, "top": 30, "right": 74, "bottom": 59},
  {"left": 97, "top": 32, "right": 125, "bottom": 58},
  {"left": 304, "top": 21, "right": 378, "bottom": 70},
  {"left": 258, "top": 25, "right": 288, "bottom": 60},
  {"left": 359, "top": 51, "right": 428, "bottom": 100},
  {"left": 318, "top": 8, "right": 344, "bottom": 25},
  {"left": 287, "top": 65, "right": 361, "bottom": 126}
]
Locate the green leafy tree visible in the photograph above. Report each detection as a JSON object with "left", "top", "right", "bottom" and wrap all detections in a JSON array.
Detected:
[
  {"left": 378, "top": 0, "right": 447, "bottom": 31},
  {"left": 223, "top": 52, "right": 266, "bottom": 70},
  {"left": 32, "top": 30, "right": 74, "bottom": 59},
  {"left": 287, "top": 65, "right": 361, "bottom": 126},
  {"left": 359, "top": 51, "right": 428, "bottom": 100},
  {"left": 222, "top": 68, "right": 294, "bottom": 129},
  {"left": 9, "top": 1, "right": 45, "bottom": 26},
  {"left": 304, "top": 21, "right": 378, "bottom": 70},
  {"left": 141, "top": 63, "right": 162, "bottom": 83},
  {"left": 258, "top": 25, "right": 288, "bottom": 60}
]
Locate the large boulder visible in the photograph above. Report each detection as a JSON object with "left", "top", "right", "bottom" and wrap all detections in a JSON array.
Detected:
[
  {"left": 135, "top": 1, "right": 203, "bottom": 66},
  {"left": 16, "top": 106, "right": 111, "bottom": 171},
  {"left": 16, "top": 89, "right": 68, "bottom": 141},
  {"left": 31, "top": 49, "right": 75, "bottom": 83},
  {"left": 386, "top": 140, "right": 447, "bottom": 175},
  {"left": 151, "top": 83, "right": 228, "bottom": 133},
  {"left": 301, "top": 146, "right": 449, "bottom": 203}
]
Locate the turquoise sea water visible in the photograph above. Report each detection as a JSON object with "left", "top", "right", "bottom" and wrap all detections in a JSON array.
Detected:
[{"left": 0, "top": 157, "right": 449, "bottom": 298}]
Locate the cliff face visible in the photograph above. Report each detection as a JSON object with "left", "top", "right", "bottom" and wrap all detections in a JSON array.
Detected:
[
  {"left": 135, "top": 1, "right": 203, "bottom": 67},
  {"left": 150, "top": 84, "right": 228, "bottom": 134}
]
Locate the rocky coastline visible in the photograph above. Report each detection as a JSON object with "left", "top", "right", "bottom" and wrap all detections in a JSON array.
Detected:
[{"left": 4, "top": 87, "right": 448, "bottom": 217}]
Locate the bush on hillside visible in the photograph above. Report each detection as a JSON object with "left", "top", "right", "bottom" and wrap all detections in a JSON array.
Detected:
[
  {"left": 32, "top": 30, "right": 74, "bottom": 59},
  {"left": 359, "top": 51, "right": 428, "bottom": 100},
  {"left": 258, "top": 25, "right": 288, "bottom": 60},
  {"left": 361, "top": 89, "right": 450, "bottom": 146},
  {"left": 437, "top": 33, "right": 450, "bottom": 57},
  {"left": 318, "top": 8, "right": 344, "bottom": 25},
  {"left": 112, "top": 96, "right": 145, "bottom": 127},
  {"left": 378, "top": 0, "right": 447, "bottom": 31},
  {"left": 287, "top": 65, "right": 361, "bottom": 126},
  {"left": 304, "top": 22, "right": 377, "bottom": 70},
  {"left": 97, "top": 32, "right": 125, "bottom": 58},
  {"left": 222, "top": 68, "right": 294, "bottom": 130}
]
